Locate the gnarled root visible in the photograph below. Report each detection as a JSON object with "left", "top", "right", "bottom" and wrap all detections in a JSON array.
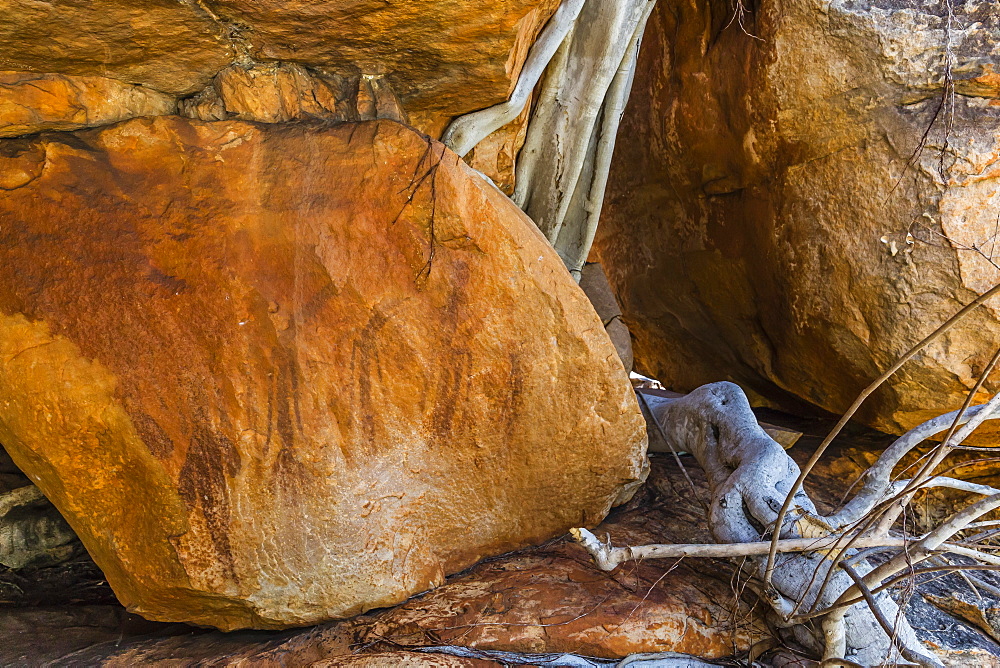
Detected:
[{"left": 576, "top": 382, "right": 940, "bottom": 666}]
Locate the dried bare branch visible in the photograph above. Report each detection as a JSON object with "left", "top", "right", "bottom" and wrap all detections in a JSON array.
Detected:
[{"left": 766, "top": 281, "right": 1000, "bottom": 589}]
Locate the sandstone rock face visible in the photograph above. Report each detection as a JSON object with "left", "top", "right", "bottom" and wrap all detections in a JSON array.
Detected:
[
  {"left": 1, "top": 0, "right": 232, "bottom": 96},
  {"left": 1, "top": 0, "right": 560, "bottom": 135},
  {"left": 13, "top": 458, "right": 766, "bottom": 666},
  {"left": 178, "top": 63, "right": 407, "bottom": 126},
  {"left": 178, "top": 62, "right": 356, "bottom": 124},
  {"left": 594, "top": 0, "right": 1000, "bottom": 434},
  {"left": 199, "top": 0, "right": 561, "bottom": 118},
  {"left": 0, "top": 72, "right": 175, "bottom": 138},
  {"left": 0, "top": 117, "right": 647, "bottom": 630}
]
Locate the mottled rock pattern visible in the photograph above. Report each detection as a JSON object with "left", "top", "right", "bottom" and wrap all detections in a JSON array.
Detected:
[
  {"left": 178, "top": 63, "right": 348, "bottom": 123},
  {"left": 0, "top": 117, "right": 647, "bottom": 630},
  {"left": 179, "top": 63, "right": 408, "bottom": 126},
  {"left": 199, "top": 0, "right": 561, "bottom": 121},
  {"left": 0, "top": 0, "right": 231, "bottom": 96},
  {"left": 0, "top": 72, "right": 175, "bottom": 138},
  {"left": 21, "top": 458, "right": 768, "bottom": 665},
  {"left": 594, "top": 0, "right": 1000, "bottom": 434},
  {"left": 1, "top": 0, "right": 560, "bottom": 135}
]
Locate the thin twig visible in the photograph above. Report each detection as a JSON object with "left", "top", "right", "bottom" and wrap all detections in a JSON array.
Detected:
[
  {"left": 636, "top": 390, "right": 708, "bottom": 512},
  {"left": 765, "top": 281, "right": 1000, "bottom": 588}
]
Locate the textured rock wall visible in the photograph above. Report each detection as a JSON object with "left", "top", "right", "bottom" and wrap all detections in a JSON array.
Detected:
[
  {"left": 594, "top": 0, "right": 1000, "bottom": 434},
  {"left": 0, "top": 0, "right": 561, "bottom": 137},
  {"left": 0, "top": 117, "right": 647, "bottom": 629},
  {"left": 0, "top": 72, "right": 176, "bottom": 138}
]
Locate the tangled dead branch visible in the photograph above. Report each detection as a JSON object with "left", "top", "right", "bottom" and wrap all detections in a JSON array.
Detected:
[{"left": 575, "top": 379, "right": 1000, "bottom": 666}]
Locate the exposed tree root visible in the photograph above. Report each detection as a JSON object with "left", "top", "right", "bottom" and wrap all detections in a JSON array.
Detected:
[
  {"left": 408, "top": 644, "right": 725, "bottom": 667},
  {"left": 441, "top": 0, "right": 586, "bottom": 158},
  {"left": 574, "top": 381, "right": 1000, "bottom": 666}
]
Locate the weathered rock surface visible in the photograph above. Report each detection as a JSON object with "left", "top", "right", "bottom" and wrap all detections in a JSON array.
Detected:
[
  {"left": 1, "top": 0, "right": 560, "bottom": 136},
  {"left": 178, "top": 63, "right": 352, "bottom": 124},
  {"left": 464, "top": 96, "right": 533, "bottom": 196},
  {"left": 13, "top": 458, "right": 766, "bottom": 666},
  {"left": 0, "top": 0, "right": 232, "bottom": 96},
  {"left": 0, "top": 116, "right": 647, "bottom": 630},
  {"left": 177, "top": 63, "right": 408, "bottom": 126},
  {"left": 199, "top": 0, "right": 560, "bottom": 123},
  {"left": 594, "top": 0, "right": 1000, "bottom": 434},
  {"left": 0, "top": 72, "right": 175, "bottom": 138}
]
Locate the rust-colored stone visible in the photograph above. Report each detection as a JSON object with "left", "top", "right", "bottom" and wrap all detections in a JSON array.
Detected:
[
  {"left": 179, "top": 63, "right": 354, "bottom": 124},
  {"left": 1, "top": 0, "right": 561, "bottom": 135},
  {"left": 0, "top": 0, "right": 231, "bottom": 96},
  {"left": 594, "top": 0, "right": 1000, "bottom": 434},
  {"left": 0, "top": 117, "right": 647, "bottom": 630},
  {"left": 0, "top": 72, "right": 176, "bottom": 138},
  {"left": 200, "top": 0, "right": 561, "bottom": 121}
]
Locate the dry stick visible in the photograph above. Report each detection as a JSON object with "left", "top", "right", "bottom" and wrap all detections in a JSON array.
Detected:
[
  {"left": 942, "top": 563, "right": 1000, "bottom": 600},
  {"left": 799, "top": 463, "right": 1000, "bottom": 617},
  {"left": 875, "top": 387, "right": 1000, "bottom": 538},
  {"left": 824, "top": 403, "right": 1000, "bottom": 531},
  {"left": 572, "top": 527, "right": 914, "bottom": 569},
  {"left": 764, "top": 280, "right": 1000, "bottom": 589},
  {"left": 803, "top": 351, "right": 1000, "bottom": 612},
  {"left": 797, "top": 563, "right": 1000, "bottom": 621},
  {"left": 840, "top": 563, "right": 943, "bottom": 668},
  {"left": 825, "top": 494, "right": 1000, "bottom": 622},
  {"left": 790, "top": 509, "right": 890, "bottom": 619},
  {"left": 872, "top": 348, "right": 1000, "bottom": 536},
  {"left": 800, "top": 381, "right": 1000, "bottom": 602},
  {"left": 802, "top": 453, "right": 1000, "bottom": 617}
]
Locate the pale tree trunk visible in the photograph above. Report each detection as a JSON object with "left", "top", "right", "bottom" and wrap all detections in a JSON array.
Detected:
[{"left": 444, "top": 0, "right": 657, "bottom": 280}]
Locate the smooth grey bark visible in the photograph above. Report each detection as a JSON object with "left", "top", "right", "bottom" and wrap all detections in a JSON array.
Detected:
[
  {"left": 443, "top": 0, "right": 657, "bottom": 281},
  {"left": 441, "top": 0, "right": 586, "bottom": 157},
  {"left": 514, "top": 0, "right": 655, "bottom": 280}
]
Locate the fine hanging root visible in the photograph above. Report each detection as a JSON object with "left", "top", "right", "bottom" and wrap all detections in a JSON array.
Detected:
[
  {"left": 443, "top": 0, "right": 657, "bottom": 281},
  {"left": 574, "top": 380, "right": 1000, "bottom": 666}
]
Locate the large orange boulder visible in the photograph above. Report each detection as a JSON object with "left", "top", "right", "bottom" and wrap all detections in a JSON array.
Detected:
[
  {"left": 594, "top": 0, "right": 1000, "bottom": 434},
  {"left": 0, "top": 117, "right": 647, "bottom": 630}
]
